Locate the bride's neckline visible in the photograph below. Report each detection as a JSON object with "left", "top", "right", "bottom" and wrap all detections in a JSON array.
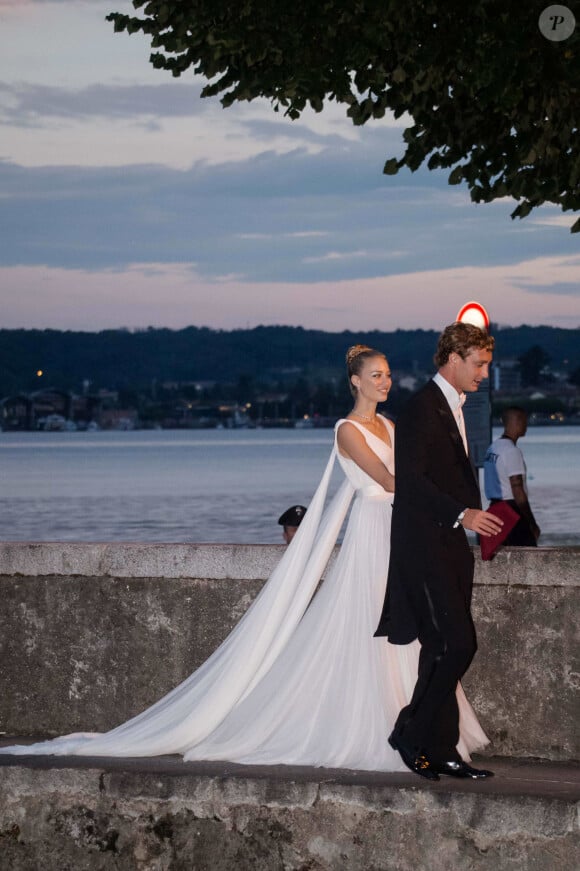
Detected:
[{"left": 340, "top": 415, "right": 392, "bottom": 450}]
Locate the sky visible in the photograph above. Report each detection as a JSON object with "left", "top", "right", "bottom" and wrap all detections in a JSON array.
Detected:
[{"left": 1, "top": 0, "right": 579, "bottom": 334}]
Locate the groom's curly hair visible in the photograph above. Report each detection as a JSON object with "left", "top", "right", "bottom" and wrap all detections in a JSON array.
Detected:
[{"left": 434, "top": 322, "right": 494, "bottom": 368}]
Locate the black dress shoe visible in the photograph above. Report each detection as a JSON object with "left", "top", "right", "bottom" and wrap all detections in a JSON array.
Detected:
[
  {"left": 432, "top": 760, "right": 494, "bottom": 779},
  {"left": 388, "top": 732, "right": 440, "bottom": 781}
]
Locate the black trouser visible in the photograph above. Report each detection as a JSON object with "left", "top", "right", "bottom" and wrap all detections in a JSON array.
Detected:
[{"left": 393, "top": 556, "right": 477, "bottom": 762}]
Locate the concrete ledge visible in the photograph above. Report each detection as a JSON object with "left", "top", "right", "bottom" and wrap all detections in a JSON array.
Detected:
[
  {"left": 0, "top": 541, "right": 578, "bottom": 585},
  {"left": 0, "top": 543, "right": 578, "bottom": 761},
  {"left": 0, "top": 751, "right": 578, "bottom": 870},
  {"left": 0, "top": 541, "right": 286, "bottom": 581}
]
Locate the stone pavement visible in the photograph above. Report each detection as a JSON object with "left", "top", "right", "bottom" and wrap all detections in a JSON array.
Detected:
[
  {"left": 0, "top": 743, "right": 578, "bottom": 870},
  {"left": 0, "top": 741, "right": 578, "bottom": 800}
]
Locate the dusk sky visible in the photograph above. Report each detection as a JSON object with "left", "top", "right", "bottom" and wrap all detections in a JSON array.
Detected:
[{"left": 1, "top": 0, "right": 579, "bottom": 333}]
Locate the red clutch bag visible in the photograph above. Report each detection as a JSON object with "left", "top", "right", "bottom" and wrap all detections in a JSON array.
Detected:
[{"left": 480, "top": 501, "right": 521, "bottom": 561}]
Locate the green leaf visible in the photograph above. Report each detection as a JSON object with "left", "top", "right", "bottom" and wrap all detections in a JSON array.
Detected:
[
  {"left": 383, "top": 158, "right": 400, "bottom": 176},
  {"left": 512, "top": 200, "right": 534, "bottom": 220},
  {"left": 448, "top": 166, "right": 463, "bottom": 185}
]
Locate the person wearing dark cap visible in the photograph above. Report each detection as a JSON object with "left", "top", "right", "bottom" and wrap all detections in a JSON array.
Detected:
[{"left": 278, "top": 504, "right": 307, "bottom": 544}]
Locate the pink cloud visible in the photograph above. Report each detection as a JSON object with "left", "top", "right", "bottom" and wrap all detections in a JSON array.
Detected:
[{"left": 1, "top": 255, "right": 578, "bottom": 332}]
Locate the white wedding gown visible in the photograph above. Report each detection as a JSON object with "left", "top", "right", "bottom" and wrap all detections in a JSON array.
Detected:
[{"left": 2, "top": 417, "right": 488, "bottom": 770}]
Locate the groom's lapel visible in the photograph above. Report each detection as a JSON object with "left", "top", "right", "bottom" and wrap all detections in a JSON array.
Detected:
[
  {"left": 431, "top": 383, "right": 478, "bottom": 483},
  {"left": 429, "top": 383, "right": 464, "bottom": 456}
]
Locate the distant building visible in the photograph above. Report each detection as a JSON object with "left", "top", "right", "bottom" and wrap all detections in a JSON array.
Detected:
[
  {"left": 0, "top": 388, "right": 102, "bottom": 431},
  {"left": 1, "top": 394, "right": 34, "bottom": 430},
  {"left": 493, "top": 359, "right": 522, "bottom": 392},
  {"left": 98, "top": 408, "right": 139, "bottom": 430}
]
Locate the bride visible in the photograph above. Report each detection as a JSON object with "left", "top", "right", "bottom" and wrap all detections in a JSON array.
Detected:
[{"left": 1, "top": 345, "right": 488, "bottom": 770}]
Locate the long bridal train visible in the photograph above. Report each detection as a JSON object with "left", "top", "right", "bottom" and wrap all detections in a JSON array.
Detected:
[{"left": 2, "top": 419, "right": 488, "bottom": 770}]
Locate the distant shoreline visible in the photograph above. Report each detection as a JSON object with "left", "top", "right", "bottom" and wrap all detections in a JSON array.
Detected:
[{"left": 3, "top": 418, "right": 580, "bottom": 434}]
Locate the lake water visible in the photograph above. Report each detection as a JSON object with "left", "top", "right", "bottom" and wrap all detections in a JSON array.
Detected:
[{"left": 1, "top": 426, "right": 579, "bottom": 545}]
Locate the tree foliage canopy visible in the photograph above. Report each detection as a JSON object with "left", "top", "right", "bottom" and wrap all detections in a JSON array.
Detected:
[
  {"left": 108, "top": 1, "right": 580, "bottom": 230},
  {"left": 2, "top": 325, "right": 579, "bottom": 395}
]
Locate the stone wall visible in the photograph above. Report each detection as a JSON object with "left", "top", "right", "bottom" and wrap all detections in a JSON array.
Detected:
[
  {"left": 0, "top": 543, "right": 578, "bottom": 761},
  {"left": 1, "top": 758, "right": 577, "bottom": 871}
]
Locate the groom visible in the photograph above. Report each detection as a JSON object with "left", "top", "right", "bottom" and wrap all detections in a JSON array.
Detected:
[{"left": 375, "top": 322, "right": 503, "bottom": 781}]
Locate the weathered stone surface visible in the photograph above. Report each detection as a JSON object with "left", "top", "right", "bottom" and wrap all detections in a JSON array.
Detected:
[
  {"left": 465, "top": 584, "right": 579, "bottom": 759},
  {"left": 0, "top": 544, "right": 578, "bottom": 760},
  {"left": 475, "top": 545, "right": 579, "bottom": 587},
  {"left": 0, "top": 541, "right": 287, "bottom": 580},
  {"left": 0, "top": 541, "right": 576, "bottom": 585},
  {"left": 0, "top": 757, "right": 578, "bottom": 870},
  {"left": 0, "top": 573, "right": 263, "bottom": 734}
]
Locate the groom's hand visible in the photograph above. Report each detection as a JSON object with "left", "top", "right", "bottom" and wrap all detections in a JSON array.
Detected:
[{"left": 461, "top": 508, "right": 504, "bottom": 536}]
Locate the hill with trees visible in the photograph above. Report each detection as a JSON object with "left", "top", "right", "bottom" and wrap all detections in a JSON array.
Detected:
[{"left": 1, "top": 324, "right": 578, "bottom": 396}]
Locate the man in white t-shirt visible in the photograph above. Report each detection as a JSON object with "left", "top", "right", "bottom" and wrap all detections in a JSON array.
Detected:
[{"left": 484, "top": 407, "right": 540, "bottom": 546}]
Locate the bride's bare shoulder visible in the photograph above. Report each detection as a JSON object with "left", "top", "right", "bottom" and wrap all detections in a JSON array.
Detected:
[
  {"left": 335, "top": 418, "right": 365, "bottom": 458},
  {"left": 335, "top": 417, "right": 362, "bottom": 433}
]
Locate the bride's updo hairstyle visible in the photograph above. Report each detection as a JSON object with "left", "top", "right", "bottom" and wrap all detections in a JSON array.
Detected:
[{"left": 346, "top": 344, "right": 387, "bottom": 397}]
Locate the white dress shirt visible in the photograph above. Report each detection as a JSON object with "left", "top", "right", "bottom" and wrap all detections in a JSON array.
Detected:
[{"left": 432, "top": 372, "right": 468, "bottom": 455}]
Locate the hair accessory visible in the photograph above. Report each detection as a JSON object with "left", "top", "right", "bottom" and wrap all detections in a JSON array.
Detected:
[{"left": 346, "top": 345, "right": 373, "bottom": 366}]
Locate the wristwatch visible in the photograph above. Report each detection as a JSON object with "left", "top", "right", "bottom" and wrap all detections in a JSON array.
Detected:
[{"left": 453, "top": 509, "right": 467, "bottom": 529}]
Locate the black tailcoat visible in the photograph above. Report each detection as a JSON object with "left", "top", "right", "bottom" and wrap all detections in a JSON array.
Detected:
[
  {"left": 376, "top": 378, "right": 483, "bottom": 759},
  {"left": 376, "top": 378, "right": 481, "bottom": 644}
]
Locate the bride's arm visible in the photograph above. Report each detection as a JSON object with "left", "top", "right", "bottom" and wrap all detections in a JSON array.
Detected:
[{"left": 337, "top": 422, "right": 395, "bottom": 493}]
